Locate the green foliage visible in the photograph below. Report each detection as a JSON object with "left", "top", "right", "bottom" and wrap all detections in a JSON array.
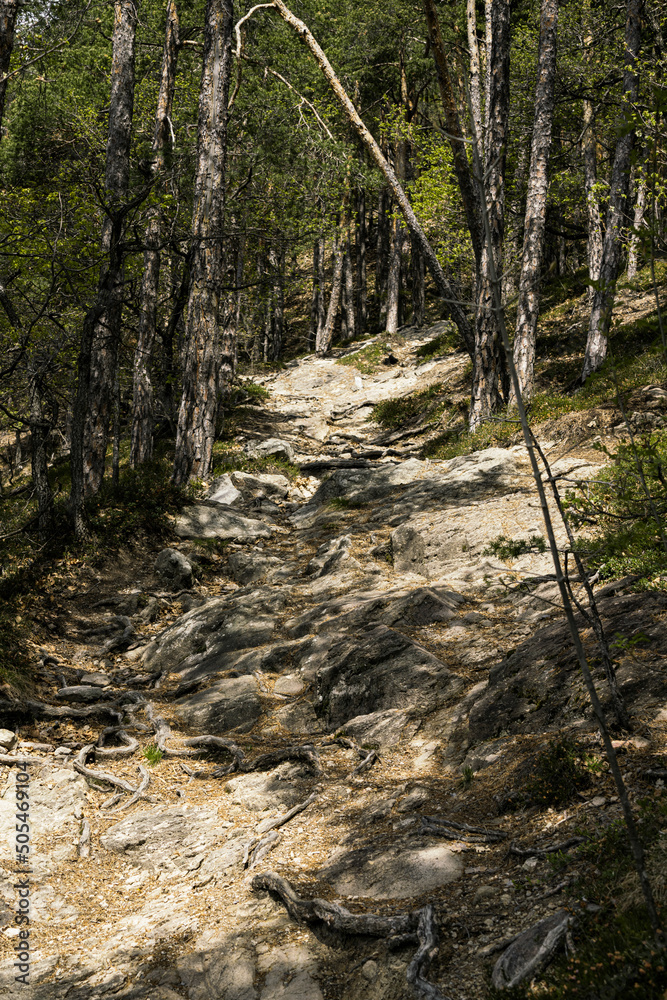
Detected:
[
  {"left": 415, "top": 327, "right": 459, "bottom": 360},
  {"left": 506, "top": 738, "right": 592, "bottom": 812},
  {"left": 336, "top": 341, "right": 392, "bottom": 374},
  {"left": 142, "top": 744, "right": 163, "bottom": 766},
  {"left": 0, "top": 606, "right": 31, "bottom": 690},
  {"left": 210, "top": 443, "right": 300, "bottom": 481},
  {"left": 85, "top": 461, "right": 190, "bottom": 544},
  {"left": 371, "top": 382, "right": 449, "bottom": 430},
  {"left": 564, "top": 431, "right": 667, "bottom": 590},
  {"left": 460, "top": 765, "right": 474, "bottom": 788},
  {"left": 483, "top": 534, "right": 547, "bottom": 560}
]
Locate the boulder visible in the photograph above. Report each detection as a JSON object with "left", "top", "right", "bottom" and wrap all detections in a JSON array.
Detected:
[
  {"left": 224, "top": 763, "right": 306, "bottom": 811},
  {"left": 0, "top": 729, "right": 16, "bottom": 750},
  {"left": 154, "top": 548, "right": 194, "bottom": 590},
  {"left": 55, "top": 685, "right": 113, "bottom": 702},
  {"left": 323, "top": 841, "right": 463, "bottom": 899},
  {"left": 174, "top": 675, "right": 262, "bottom": 733},
  {"left": 208, "top": 474, "right": 243, "bottom": 506},
  {"left": 492, "top": 909, "right": 574, "bottom": 989},
  {"left": 230, "top": 471, "right": 290, "bottom": 499},
  {"left": 227, "top": 550, "right": 284, "bottom": 586},
  {"left": 174, "top": 505, "right": 273, "bottom": 541},
  {"left": 101, "top": 806, "right": 219, "bottom": 871},
  {"left": 247, "top": 438, "right": 295, "bottom": 464},
  {"left": 391, "top": 524, "right": 426, "bottom": 575},
  {"left": 314, "top": 624, "right": 463, "bottom": 729}
]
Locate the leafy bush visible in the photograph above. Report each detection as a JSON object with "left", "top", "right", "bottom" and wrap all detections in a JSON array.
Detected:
[{"left": 564, "top": 431, "right": 667, "bottom": 590}]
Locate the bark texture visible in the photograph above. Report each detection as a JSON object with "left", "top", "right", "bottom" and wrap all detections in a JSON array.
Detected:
[
  {"left": 0, "top": 0, "right": 19, "bottom": 137},
  {"left": 317, "top": 228, "right": 344, "bottom": 355},
  {"left": 385, "top": 216, "right": 402, "bottom": 334},
  {"left": 580, "top": 0, "right": 640, "bottom": 382},
  {"left": 627, "top": 157, "right": 647, "bottom": 278},
  {"left": 469, "top": 0, "right": 511, "bottom": 430},
  {"left": 511, "top": 0, "right": 559, "bottom": 402},
  {"left": 582, "top": 95, "right": 602, "bottom": 303},
  {"left": 172, "top": 0, "right": 234, "bottom": 485},
  {"left": 355, "top": 188, "right": 367, "bottom": 334},
  {"left": 130, "top": 0, "right": 180, "bottom": 467}
]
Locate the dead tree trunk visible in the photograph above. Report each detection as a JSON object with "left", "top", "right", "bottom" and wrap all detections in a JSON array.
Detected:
[
  {"left": 130, "top": 0, "right": 179, "bottom": 468},
  {"left": 469, "top": 0, "right": 511, "bottom": 430},
  {"left": 172, "top": 0, "right": 234, "bottom": 485},
  {"left": 0, "top": 0, "right": 19, "bottom": 137},
  {"left": 511, "top": 0, "right": 559, "bottom": 402},
  {"left": 70, "top": 0, "right": 138, "bottom": 533},
  {"left": 580, "top": 0, "right": 641, "bottom": 383}
]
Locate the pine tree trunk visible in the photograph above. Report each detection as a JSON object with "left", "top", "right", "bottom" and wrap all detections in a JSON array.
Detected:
[
  {"left": 156, "top": 257, "right": 188, "bottom": 436},
  {"left": 581, "top": 0, "right": 640, "bottom": 383},
  {"left": 627, "top": 156, "right": 647, "bottom": 278},
  {"left": 355, "top": 188, "right": 367, "bottom": 334},
  {"left": 130, "top": 0, "right": 179, "bottom": 468},
  {"left": 469, "top": 0, "right": 511, "bottom": 431},
  {"left": 70, "top": 0, "right": 137, "bottom": 532},
  {"left": 582, "top": 98, "right": 602, "bottom": 303},
  {"left": 466, "top": 0, "right": 484, "bottom": 158},
  {"left": 0, "top": 0, "right": 19, "bottom": 137},
  {"left": 172, "top": 0, "right": 233, "bottom": 485},
  {"left": 386, "top": 216, "right": 402, "bottom": 334},
  {"left": 411, "top": 235, "right": 425, "bottom": 327},
  {"left": 317, "top": 231, "right": 344, "bottom": 355},
  {"left": 511, "top": 0, "right": 558, "bottom": 402}
]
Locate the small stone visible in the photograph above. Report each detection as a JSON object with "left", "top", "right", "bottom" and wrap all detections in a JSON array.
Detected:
[
  {"left": 361, "top": 960, "right": 378, "bottom": 982},
  {"left": 590, "top": 796, "right": 606, "bottom": 808},
  {"left": 0, "top": 729, "right": 17, "bottom": 750},
  {"left": 154, "top": 548, "right": 193, "bottom": 590},
  {"left": 522, "top": 857, "right": 539, "bottom": 870}
]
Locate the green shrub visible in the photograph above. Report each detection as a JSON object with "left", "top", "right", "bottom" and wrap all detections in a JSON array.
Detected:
[
  {"left": 415, "top": 326, "right": 458, "bottom": 359},
  {"left": 336, "top": 341, "right": 392, "bottom": 374},
  {"left": 371, "top": 382, "right": 449, "bottom": 430},
  {"left": 85, "top": 460, "right": 190, "bottom": 543}
]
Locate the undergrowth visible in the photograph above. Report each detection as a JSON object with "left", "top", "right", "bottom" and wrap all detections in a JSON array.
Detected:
[
  {"left": 335, "top": 340, "right": 395, "bottom": 374},
  {"left": 371, "top": 382, "right": 450, "bottom": 429}
]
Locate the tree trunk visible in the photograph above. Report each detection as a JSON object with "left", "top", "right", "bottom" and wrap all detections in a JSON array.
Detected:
[
  {"left": 317, "top": 229, "right": 344, "bottom": 355},
  {"left": 310, "top": 238, "right": 320, "bottom": 349},
  {"left": 511, "top": 0, "right": 559, "bottom": 403},
  {"left": 172, "top": 0, "right": 234, "bottom": 485},
  {"left": 268, "top": 246, "right": 283, "bottom": 361},
  {"left": 156, "top": 256, "right": 188, "bottom": 436},
  {"left": 355, "top": 187, "right": 367, "bottom": 334},
  {"left": 70, "top": 0, "right": 137, "bottom": 533},
  {"left": 469, "top": 0, "right": 511, "bottom": 430},
  {"left": 342, "top": 238, "right": 355, "bottom": 342},
  {"left": 77, "top": 0, "right": 138, "bottom": 504},
  {"left": 376, "top": 187, "right": 390, "bottom": 313},
  {"left": 0, "top": 0, "right": 19, "bottom": 137},
  {"left": 130, "top": 0, "right": 179, "bottom": 468},
  {"left": 273, "top": 0, "right": 473, "bottom": 351},
  {"left": 28, "top": 372, "right": 53, "bottom": 538},
  {"left": 581, "top": 0, "right": 640, "bottom": 382},
  {"left": 385, "top": 216, "right": 402, "bottom": 334},
  {"left": 411, "top": 234, "right": 425, "bottom": 327},
  {"left": 582, "top": 97, "right": 602, "bottom": 303},
  {"left": 466, "top": 0, "right": 484, "bottom": 157},
  {"left": 502, "top": 142, "right": 528, "bottom": 300},
  {"left": 627, "top": 155, "right": 647, "bottom": 278},
  {"left": 111, "top": 373, "right": 121, "bottom": 487}
]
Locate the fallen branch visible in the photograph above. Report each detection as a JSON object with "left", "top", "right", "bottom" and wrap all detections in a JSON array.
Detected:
[
  {"left": 349, "top": 749, "right": 379, "bottom": 778},
  {"left": 421, "top": 816, "right": 506, "bottom": 844},
  {"left": 105, "top": 766, "right": 150, "bottom": 814}
]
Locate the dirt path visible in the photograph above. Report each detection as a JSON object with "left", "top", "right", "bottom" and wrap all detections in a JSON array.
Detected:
[{"left": 1, "top": 327, "right": 666, "bottom": 1000}]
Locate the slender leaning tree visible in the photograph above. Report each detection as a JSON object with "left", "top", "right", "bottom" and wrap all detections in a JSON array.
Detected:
[{"left": 172, "top": 0, "right": 234, "bottom": 485}]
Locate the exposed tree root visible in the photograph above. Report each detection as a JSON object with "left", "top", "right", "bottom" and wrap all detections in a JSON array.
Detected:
[
  {"left": 94, "top": 728, "right": 139, "bottom": 760},
  {"left": 105, "top": 765, "right": 150, "bottom": 814},
  {"left": 421, "top": 815, "right": 506, "bottom": 844},
  {"left": 0, "top": 753, "right": 47, "bottom": 766},
  {"left": 25, "top": 699, "right": 123, "bottom": 722},
  {"left": 509, "top": 837, "right": 585, "bottom": 857},
  {"left": 256, "top": 792, "right": 318, "bottom": 835},
  {"left": 73, "top": 746, "right": 138, "bottom": 792},
  {"left": 78, "top": 819, "right": 91, "bottom": 858},
  {"left": 252, "top": 871, "right": 452, "bottom": 999}
]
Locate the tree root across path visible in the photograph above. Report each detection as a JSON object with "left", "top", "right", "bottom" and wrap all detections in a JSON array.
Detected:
[{"left": 252, "top": 871, "right": 453, "bottom": 1000}]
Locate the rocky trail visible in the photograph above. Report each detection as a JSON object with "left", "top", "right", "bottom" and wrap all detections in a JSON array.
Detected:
[{"left": 1, "top": 325, "right": 667, "bottom": 999}]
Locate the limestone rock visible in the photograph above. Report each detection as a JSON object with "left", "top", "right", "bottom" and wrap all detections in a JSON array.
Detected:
[
  {"left": 323, "top": 841, "right": 463, "bottom": 899},
  {"left": 174, "top": 504, "right": 273, "bottom": 541},
  {"left": 224, "top": 764, "right": 305, "bottom": 811},
  {"left": 247, "top": 438, "right": 295, "bottom": 464},
  {"left": 0, "top": 729, "right": 16, "bottom": 750},
  {"left": 307, "top": 535, "right": 360, "bottom": 578},
  {"left": 228, "top": 550, "right": 284, "bottom": 586},
  {"left": 101, "top": 805, "right": 219, "bottom": 870},
  {"left": 208, "top": 473, "right": 243, "bottom": 505},
  {"left": 154, "top": 547, "right": 194, "bottom": 590},
  {"left": 231, "top": 471, "right": 290, "bottom": 499},
  {"left": 391, "top": 524, "right": 426, "bottom": 575},
  {"left": 174, "top": 675, "right": 262, "bottom": 733}
]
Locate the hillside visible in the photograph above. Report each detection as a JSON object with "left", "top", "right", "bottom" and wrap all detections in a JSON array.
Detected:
[{"left": 0, "top": 275, "right": 666, "bottom": 999}]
